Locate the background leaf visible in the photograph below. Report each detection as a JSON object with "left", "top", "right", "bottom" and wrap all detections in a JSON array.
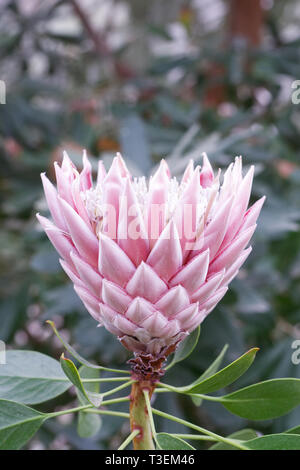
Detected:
[
  {"left": 180, "top": 348, "right": 258, "bottom": 395},
  {"left": 195, "top": 344, "right": 229, "bottom": 383},
  {"left": 60, "top": 355, "right": 102, "bottom": 407},
  {"left": 286, "top": 425, "right": 300, "bottom": 435},
  {"left": 76, "top": 366, "right": 102, "bottom": 437},
  {"left": 192, "top": 344, "right": 228, "bottom": 406},
  {"left": 0, "top": 350, "right": 70, "bottom": 404},
  {"left": 222, "top": 378, "right": 300, "bottom": 420},
  {"left": 0, "top": 399, "right": 45, "bottom": 450},
  {"left": 77, "top": 412, "right": 102, "bottom": 439},
  {"left": 245, "top": 433, "right": 300, "bottom": 450},
  {"left": 209, "top": 429, "right": 259, "bottom": 450},
  {"left": 166, "top": 326, "right": 200, "bottom": 370},
  {"left": 156, "top": 433, "right": 195, "bottom": 450}
]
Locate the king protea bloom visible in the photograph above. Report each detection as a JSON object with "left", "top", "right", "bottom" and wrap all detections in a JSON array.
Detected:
[{"left": 37, "top": 152, "right": 264, "bottom": 367}]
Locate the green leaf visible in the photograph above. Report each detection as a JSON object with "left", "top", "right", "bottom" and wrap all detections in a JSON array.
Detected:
[
  {"left": 0, "top": 350, "right": 71, "bottom": 404},
  {"left": 245, "top": 434, "right": 300, "bottom": 450},
  {"left": 286, "top": 425, "right": 300, "bottom": 435},
  {"left": 76, "top": 366, "right": 102, "bottom": 437},
  {"left": 47, "top": 320, "right": 129, "bottom": 375},
  {"left": 78, "top": 365, "right": 100, "bottom": 397},
  {"left": 47, "top": 320, "right": 102, "bottom": 370},
  {"left": 222, "top": 378, "right": 300, "bottom": 420},
  {"left": 209, "top": 429, "right": 258, "bottom": 450},
  {"left": 156, "top": 433, "right": 195, "bottom": 450},
  {"left": 77, "top": 412, "right": 102, "bottom": 438},
  {"left": 0, "top": 399, "right": 45, "bottom": 450},
  {"left": 166, "top": 326, "right": 200, "bottom": 370},
  {"left": 196, "top": 344, "right": 229, "bottom": 383},
  {"left": 60, "top": 354, "right": 102, "bottom": 407},
  {"left": 192, "top": 344, "right": 228, "bottom": 406},
  {"left": 183, "top": 348, "right": 258, "bottom": 395}
]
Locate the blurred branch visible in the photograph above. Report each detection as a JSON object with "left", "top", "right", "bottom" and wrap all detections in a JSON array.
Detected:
[
  {"left": 69, "top": 0, "right": 134, "bottom": 79},
  {"left": 229, "top": 0, "right": 263, "bottom": 46},
  {"left": 204, "top": 0, "right": 264, "bottom": 108},
  {"left": 69, "top": 0, "right": 109, "bottom": 56}
]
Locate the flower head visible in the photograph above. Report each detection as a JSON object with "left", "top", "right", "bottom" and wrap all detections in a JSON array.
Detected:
[{"left": 37, "top": 152, "right": 264, "bottom": 360}]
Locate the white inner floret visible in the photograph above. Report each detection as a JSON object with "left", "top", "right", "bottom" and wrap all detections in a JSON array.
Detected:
[
  {"left": 81, "top": 175, "right": 220, "bottom": 239},
  {"left": 132, "top": 176, "right": 148, "bottom": 210},
  {"left": 81, "top": 186, "right": 104, "bottom": 223}
]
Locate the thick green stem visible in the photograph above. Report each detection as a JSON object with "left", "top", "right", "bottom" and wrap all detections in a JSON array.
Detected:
[{"left": 129, "top": 381, "right": 156, "bottom": 450}]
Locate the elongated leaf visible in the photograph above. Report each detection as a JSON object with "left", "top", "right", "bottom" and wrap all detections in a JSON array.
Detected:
[
  {"left": 182, "top": 348, "right": 258, "bottom": 394},
  {"left": 0, "top": 350, "right": 71, "bottom": 404},
  {"left": 60, "top": 355, "right": 102, "bottom": 407},
  {"left": 196, "top": 344, "right": 229, "bottom": 383},
  {"left": 47, "top": 320, "right": 102, "bottom": 369},
  {"left": 166, "top": 326, "right": 200, "bottom": 370},
  {"left": 222, "top": 378, "right": 300, "bottom": 420},
  {"left": 245, "top": 434, "right": 300, "bottom": 450},
  {"left": 0, "top": 399, "right": 45, "bottom": 450},
  {"left": 192, "top": 344, "right": 228, "bottom": 406},
  {"left": 286, "top": 425, "right": 300, "bottom": 435},
  {"left": 47, "top": 321, "right": 129, "bottom": 374},
  {"left": 209, "top": 429, "right": 258, "bottom": 450},
  {"left": 78, "top": 365, "right": 100, "bottom": 397},
  {"left": 76, "top": 366, "right": 102, "bottom": 437},
  {"left": 156, "top": 433, "right": 195, "bottom": 450}
]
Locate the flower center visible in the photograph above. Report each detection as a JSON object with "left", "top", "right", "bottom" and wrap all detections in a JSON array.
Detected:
[{"left": 81, "top": 174, "right": 219, "bottom": 239}]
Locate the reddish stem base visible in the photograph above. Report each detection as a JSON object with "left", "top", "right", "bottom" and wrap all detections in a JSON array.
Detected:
[{"left": 129, "top": 381, "right": 156, "bottom": 450}]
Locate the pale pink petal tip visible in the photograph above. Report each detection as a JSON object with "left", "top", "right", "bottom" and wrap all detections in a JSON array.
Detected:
[{"left": 200, "top": 152, "right": 214, "bottom": 187}]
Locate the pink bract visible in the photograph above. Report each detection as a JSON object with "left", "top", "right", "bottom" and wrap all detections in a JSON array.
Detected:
[{"left": 37, "top": 151, "right": 265, "bottom": 358}]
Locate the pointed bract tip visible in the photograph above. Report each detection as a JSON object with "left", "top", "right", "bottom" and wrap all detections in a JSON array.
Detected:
[
  {"left": 104, "top": 155, "right": 123, "bottom": 183},
  {"left": 182, "top": 159, "right": 194, "bottom": 183},
  {"left": 200, "top": 153, "right": 214, "bottom": 188},
  {"left": 116, "top": 152, "right": 130, "bottom": 178},
  {"left": 184, "top": 164, "right": 201, "bottom": 193},
  {"left": 62, "top": 151, "right": 70, "bottom": 165},
  {"left": 151, "top": 159, "right": 171, "bottom": 184},
  {"left": 62, "top": 151, "right": 75, "bottom": 172},
  {"left": 36, "top": 212, "right": 46, "bottom": 225},
  {"left": 82, "top": 149, "right": 88, "bottom": 162},
  {"left": 160, "top": 159, "right": 171, "bottom": 177},
  {"left": 261, "top": 195, "right": 266, "bottom": 204}
]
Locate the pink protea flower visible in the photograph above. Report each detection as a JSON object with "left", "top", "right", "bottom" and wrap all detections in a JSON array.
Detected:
[{"left": 37, "top": 151, "right": 264, "bottom": 369}]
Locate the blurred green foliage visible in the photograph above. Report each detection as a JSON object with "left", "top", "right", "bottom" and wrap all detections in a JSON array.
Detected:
[{"left": 0, "top": 0, "right": 300, "bottom": 449}]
